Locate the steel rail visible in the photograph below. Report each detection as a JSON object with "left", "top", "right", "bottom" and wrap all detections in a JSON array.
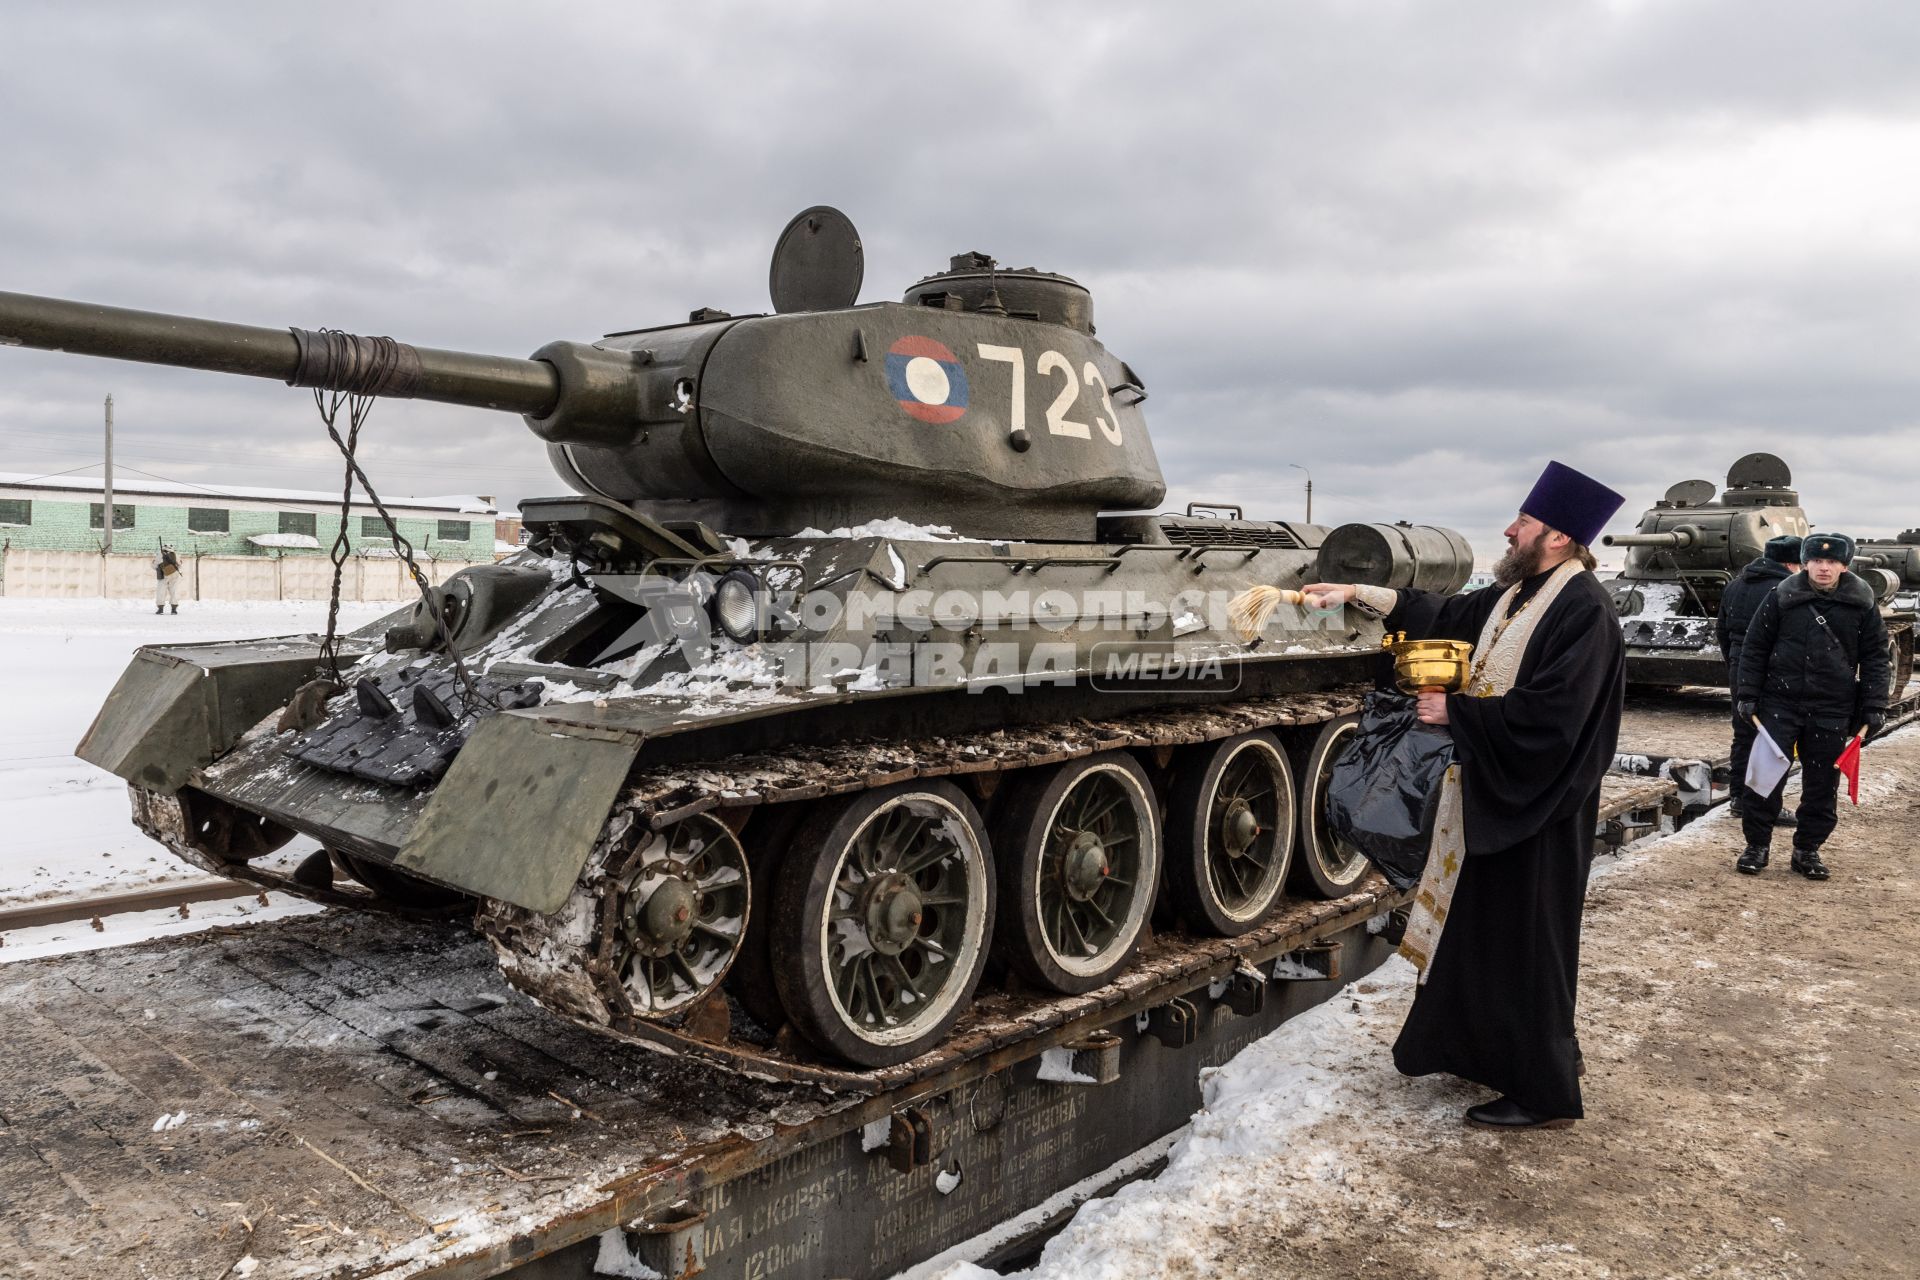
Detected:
[{"left": 0, "top": 879, "right": 261, "bottom": 935}]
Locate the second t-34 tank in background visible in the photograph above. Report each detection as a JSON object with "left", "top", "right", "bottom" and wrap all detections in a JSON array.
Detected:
[
  {"left": 0, "top": 209, "right": 1473, "bottom": 1085},
  {"left": 1851, "top": 530, "right": 1920, "bottom": 693},
  {"left": 1602, "top": 453, "right": 1913, "bottom": 691}
]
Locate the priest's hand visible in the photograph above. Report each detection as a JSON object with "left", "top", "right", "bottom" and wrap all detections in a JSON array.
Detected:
[
  {"left": 1299, "top": 582, "right": 1353, "bottom": 610},
  {"left": 1415, "top": 690, "right": 1450, "bottom": 726}
]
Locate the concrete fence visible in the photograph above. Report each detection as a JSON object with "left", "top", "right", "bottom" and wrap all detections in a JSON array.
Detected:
[{"left": 0, "top": 548, "right": 486, "bottom": 601}]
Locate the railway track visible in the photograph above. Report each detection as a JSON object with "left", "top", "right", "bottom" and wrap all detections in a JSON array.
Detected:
[
  {"left": 0, "top": 878, "right": 267, "bottom": 937},
  {"left": 1612, "top": 678, "right": 1920, "bottom": 805}
]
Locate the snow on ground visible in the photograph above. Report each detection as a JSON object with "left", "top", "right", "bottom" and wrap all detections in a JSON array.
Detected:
[{"left": 0, "top": 598, "right": 388, "bottom": 938}]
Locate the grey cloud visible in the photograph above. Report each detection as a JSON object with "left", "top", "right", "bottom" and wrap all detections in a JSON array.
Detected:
[{"left": 2, "top": 0, "right": 1917, "bottom": 546}]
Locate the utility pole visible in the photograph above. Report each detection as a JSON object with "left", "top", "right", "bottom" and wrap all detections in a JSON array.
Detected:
[
  {"left": 1289, "top": 462, "right": 1312, "bottom": 524},
  {"left": 103, "top": 393, "right": 114, "bottom": 552}
]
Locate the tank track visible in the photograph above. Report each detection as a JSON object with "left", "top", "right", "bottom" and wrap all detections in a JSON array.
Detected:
[
  {"left": 128, "top": 786, "right": 473, "bottom": 921},
  {"left": 477, "top": 686, "right": 1377, "bottom": 1092}
]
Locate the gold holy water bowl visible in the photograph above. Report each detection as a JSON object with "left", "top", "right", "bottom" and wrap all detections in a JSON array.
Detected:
[{"left": 1381, "top": 633, "right": 1474, "bottom": 693}]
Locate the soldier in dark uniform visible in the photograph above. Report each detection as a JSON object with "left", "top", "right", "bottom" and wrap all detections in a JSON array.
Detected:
[
  {"left": 1718, "top": 534, "right": 1799, "bottom": 821},
  {"left": 1735, "top": 532, "right": 1891, "bottom": 879}
]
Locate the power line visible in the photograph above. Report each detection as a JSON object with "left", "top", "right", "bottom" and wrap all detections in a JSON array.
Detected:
[
  {"left": 112, "top": 463, "right": 245, "bottom": 498},
  {"left": 0, "top": 435, "right": 527, "bottom": 484},
  {"left": 2, "top": 461, "right": 104, "bottom": 486}
]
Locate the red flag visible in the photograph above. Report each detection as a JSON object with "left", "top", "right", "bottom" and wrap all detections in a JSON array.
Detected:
[{"left": 1835, "top": 733, "right": 1864, "bottom": 805}]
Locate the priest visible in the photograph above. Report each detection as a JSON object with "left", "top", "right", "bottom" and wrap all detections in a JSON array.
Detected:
[{"left": 1302, "top": 460, "right": 1626, "bottom": 1129}]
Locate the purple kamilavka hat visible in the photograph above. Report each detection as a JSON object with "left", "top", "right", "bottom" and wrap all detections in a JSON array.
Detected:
[{"left": 1520, "top": 460, "right": 1625, "bottom": 548}]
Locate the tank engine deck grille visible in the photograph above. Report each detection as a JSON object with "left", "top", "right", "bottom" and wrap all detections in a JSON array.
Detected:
[{"left": 1158, "top": 524, "right": 1303, "bottom": 550}]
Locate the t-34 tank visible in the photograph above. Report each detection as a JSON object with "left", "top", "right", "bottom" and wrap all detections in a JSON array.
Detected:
[
  {"left": 1601, "top": 453, "right": 1914, "bottom": 691},
  {"left": 1851, "top": 530, "right": 1920, "bottom": 692},
  {"left": 1600, "top": 454, "right": 1810, "bottom": 688},
  {"left": 1, "top": 209, "right": 1471, "bottom": 1084}
]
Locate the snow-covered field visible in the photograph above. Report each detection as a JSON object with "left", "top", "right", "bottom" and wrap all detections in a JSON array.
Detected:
[{"left": 0, "top": 598, "right": 389, "bottom": 955}]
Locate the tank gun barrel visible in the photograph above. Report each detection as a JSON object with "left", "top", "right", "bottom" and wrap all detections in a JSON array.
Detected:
[
  {"left": 1603, "top": 526, "right": 1699, "bottom": 550},
  {"left": 0, "top": 290, "right": 559, "bottom": 417}
]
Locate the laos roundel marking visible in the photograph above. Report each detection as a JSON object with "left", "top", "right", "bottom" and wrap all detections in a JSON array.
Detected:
[{"left": 885, "top": 336, "right": 969, "bottom": 424}]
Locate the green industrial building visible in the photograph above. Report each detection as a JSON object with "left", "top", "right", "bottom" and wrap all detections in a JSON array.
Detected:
[
  {"left": 0, "top": 472, "right": 495, "bottom": 559},
  {"left": 0, "top": 472, "right": 499, "bottom": 600}
]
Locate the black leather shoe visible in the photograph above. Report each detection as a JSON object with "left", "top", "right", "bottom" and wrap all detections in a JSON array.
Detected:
[
  {"left": 1736, "top": 846, "right": 1769, "bottom": 875},
  {"left": 1464, "top": 1097, "right": 1575, "bottom": 1130},
  {"left": 1790, "top": 848, "right": 1829, "bottom": 880},
  {"left": 1776, "top": 810, "right": 1798, "bottom": 829}
]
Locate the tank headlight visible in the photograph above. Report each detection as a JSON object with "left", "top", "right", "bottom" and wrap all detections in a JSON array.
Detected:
[{"left": 710, "top": 569, "right": 767, "bottom": 642}]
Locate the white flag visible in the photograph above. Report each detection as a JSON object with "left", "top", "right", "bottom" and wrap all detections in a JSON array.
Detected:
[{"left": 1745, "top": 719, "right": 1791, "bottom": 798}]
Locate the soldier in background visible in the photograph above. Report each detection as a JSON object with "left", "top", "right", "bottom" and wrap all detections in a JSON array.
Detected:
[
  {"left": 154, "top": 542, "right": 182, "bottom": 615},
  {"left": 1735, "top": 532, "right": 1890, "bottom": 879},
  {"left": 1718, "top": 534, "right": 1800, "bottom": 823}
]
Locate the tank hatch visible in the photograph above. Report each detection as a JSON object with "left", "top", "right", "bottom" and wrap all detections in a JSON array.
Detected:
[
  {"left": 906, "top": 254, "right": 1094, "bottom": 334},
  {"left": 1721, "top": 451, "right": 1797, "bottom": 506}
]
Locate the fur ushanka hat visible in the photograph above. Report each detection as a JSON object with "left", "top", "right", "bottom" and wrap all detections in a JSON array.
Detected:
[{"left": 1801, "top": 532, "right": 1855, "bottom": 563}]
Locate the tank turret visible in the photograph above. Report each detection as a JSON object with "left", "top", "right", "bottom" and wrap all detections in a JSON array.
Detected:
[
  {"left": 1601, "top": 455, "right": 1807, "bottom": 587},
  {"left": 0, "top": 208, "right": 1158, "bottom": 542},
  {"left": 1853, "top": 531, "right": 1920, "bottom": 592}
]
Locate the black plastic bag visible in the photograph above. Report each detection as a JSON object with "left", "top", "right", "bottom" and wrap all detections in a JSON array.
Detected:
[{"left": 1324, "top": 690, "right": 1456, "bottom": 890}]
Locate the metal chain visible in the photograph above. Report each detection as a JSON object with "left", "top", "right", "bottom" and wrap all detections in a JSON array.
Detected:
[
  {"left": 315, "top": 385, "right": 368, "bottom": 684},
  {"left": 309, "top": 331, "right": 495, "bottom": 711}
]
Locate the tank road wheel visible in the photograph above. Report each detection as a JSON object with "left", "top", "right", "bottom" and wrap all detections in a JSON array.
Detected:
[
  {"left": 725, "top": 803, "right": 808, "bottom": 1034},
  {"left": 331, "top": 852, "right": 471, "bottom": 909},
  {"left": 1165, "top": 732, "right": 1296, "bottom": 936},
  {"left": 1891, "top": 627, "right": 1914, "bottom": 698},
  {"left": 602, "top": 813, "right": 751, "bottom": 1018},
  {"left": 1290, "top": 714, "right": 1373, "bottom": 899},
  {"left": 771, "top": 782, "right": 994, "bottom": 1067},
  {"left": 991, "top": 753, "right": 1162, "bottom": 994}
]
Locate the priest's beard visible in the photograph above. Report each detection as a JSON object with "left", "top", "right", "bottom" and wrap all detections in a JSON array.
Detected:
[{"left": 1493, "top": 529, "right": 1550, "bottom": 587}]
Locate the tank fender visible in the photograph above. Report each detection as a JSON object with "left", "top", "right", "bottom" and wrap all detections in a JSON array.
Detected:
[
  {"left": 77, "top": 643, "right": 321, "bottom": 792},
  {"left": 393, "top": 712, "right": 639, "bottom": 914}
]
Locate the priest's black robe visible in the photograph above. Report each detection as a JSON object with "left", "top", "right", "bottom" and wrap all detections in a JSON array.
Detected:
[{"left": 1383, "top": 565, "right": 1625, "bottom": 1119}]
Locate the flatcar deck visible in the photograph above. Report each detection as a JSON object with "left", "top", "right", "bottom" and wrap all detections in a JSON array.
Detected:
[{"left": 0, "top": 898, "right": 1400, "bottom": 1278}]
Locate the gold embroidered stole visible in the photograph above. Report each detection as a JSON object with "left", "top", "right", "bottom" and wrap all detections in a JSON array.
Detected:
[{"left": 1398, "top": 560, "right": 1586, "bottom": 981}]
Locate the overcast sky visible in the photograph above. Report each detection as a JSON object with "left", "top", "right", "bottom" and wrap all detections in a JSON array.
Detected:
[{"left": 3, "top": 0, "right": 1918, "bottom": 564}]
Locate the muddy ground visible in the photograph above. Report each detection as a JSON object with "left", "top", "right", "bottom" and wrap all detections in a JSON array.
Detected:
[{"left": 1203, "top": 726, "right": 1919, "bottom": 1279}]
